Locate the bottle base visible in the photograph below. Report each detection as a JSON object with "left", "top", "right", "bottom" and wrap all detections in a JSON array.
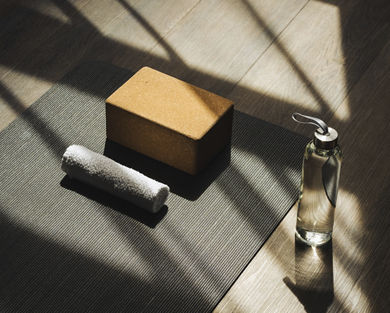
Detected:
[{"left": 295, "top": 228, "right": 332, "bottom": 247}]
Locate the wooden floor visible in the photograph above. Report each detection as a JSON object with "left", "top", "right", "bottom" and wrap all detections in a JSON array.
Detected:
[{"left": 1, "top": 0, "right": 390, "bottom": 312}]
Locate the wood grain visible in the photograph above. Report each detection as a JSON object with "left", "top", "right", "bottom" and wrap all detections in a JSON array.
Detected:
[
  {"left": 1, "top": 0, "right": 390, "bottom": 312},
  {"left": 0, "top": 0, "right": 200, "bottom": 130},
  {"left": 228, "top": 0, "right": 390, "bottom": 133},
  {"left": 146, "top": 0, "right": 308, "bottom": 94},
  {"left": 215, "top": 0, "right": 390, "bottom": 310}
]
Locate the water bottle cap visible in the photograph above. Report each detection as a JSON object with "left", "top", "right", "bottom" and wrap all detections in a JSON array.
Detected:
[
  {"left": 292, "top": 112, "right": 339, "bottom": 150},
  {"left": 314, "top": 127, "right": 338, "bottom": 150}
]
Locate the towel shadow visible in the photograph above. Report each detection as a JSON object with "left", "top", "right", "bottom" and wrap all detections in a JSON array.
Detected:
[
  {"left": 103, "top": 139, "right": 231, "bottom": 201},
  {"left": 60, "top": 176, "right": 168, "bottom": 228}
]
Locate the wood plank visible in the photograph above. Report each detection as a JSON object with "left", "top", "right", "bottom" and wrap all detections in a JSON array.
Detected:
[
  {"left": 228, "top": 0, "right": 390, "bottom": 131},
  {"left": 215, "top": 29, "right": 390, "bottom": 313},
  {"left": 0, "top": 0, "right": 125, "bottom": 129},
  {"left": 326, "top": 38, "right": 390, "bottom": 313},
  {"left": 215, "top": 0, "right": 390, "bottom": 311},
  {"left": 85, "top": 0, "right": 202, "bottom": 70},
  {"left": 0, "top": 0, "right": 200, "bottom": 131},
  {"left": 0, "top": 0, "right": 92, "bottom": 79},
  {"left": 146, "top": 0, "right": 308, "bottom": 95},
  {"left": 0, "top": 0, "right": 310, "bottom": 130}
]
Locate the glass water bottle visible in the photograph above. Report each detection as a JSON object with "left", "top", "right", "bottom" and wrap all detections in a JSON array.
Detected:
[{"left": 292, "top": 113, "right": 342, "bottom": 246}]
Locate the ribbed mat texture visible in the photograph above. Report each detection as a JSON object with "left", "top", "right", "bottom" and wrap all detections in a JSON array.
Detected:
[{"left": 0, "top": 62, "right": 308, "bottom": 312}]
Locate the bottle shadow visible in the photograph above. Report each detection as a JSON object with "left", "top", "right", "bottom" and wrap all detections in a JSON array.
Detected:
[{"left": 284, "top": 239, "right": 334, "bottom": 313}]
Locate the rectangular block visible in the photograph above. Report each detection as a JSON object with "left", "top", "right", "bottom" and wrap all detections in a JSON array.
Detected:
[{"left": 106, "top": 67, "right": 234, "bottom": 175}]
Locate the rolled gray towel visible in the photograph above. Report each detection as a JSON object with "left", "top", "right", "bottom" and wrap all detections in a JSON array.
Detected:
[{"left": 61, "top": 145, "right": 169, "bottom": 213}]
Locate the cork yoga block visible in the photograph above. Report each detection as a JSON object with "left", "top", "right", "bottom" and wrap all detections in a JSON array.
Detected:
[{"left": 105, "top": 67, "right": 234, "bottom": 175}]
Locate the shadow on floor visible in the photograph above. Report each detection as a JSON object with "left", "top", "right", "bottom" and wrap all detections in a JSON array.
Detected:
[{"left": 284, "top": 239, "right": 334, "bottom": 313}]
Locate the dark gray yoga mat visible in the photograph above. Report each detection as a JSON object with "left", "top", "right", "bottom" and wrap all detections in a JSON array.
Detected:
[{"left": 0, "top": 62, "right": 308, "bottom": 312}]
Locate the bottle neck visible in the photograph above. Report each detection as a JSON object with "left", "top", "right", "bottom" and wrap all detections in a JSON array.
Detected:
[
  {"left": 314, "top": 137, "right": 337, "bottom": 150},
  {"left": 309, "top": 141, "right": 340, "bottom": 157}
]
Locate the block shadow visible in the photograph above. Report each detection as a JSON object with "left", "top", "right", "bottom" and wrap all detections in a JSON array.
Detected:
[{"left": 103, "top": 139, "right": 231, "bottom": 201}]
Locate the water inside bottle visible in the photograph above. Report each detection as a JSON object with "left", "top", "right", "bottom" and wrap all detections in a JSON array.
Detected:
[{"left": 296, "top": 142, "right": 341, "bottom": 246}]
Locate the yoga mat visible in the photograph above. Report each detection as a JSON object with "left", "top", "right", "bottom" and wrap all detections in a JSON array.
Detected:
[{"left": 0, "top": 62, "right": 308, "bottom": 312}]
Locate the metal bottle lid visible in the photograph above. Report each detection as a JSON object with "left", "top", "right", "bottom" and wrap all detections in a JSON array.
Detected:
[
  {"left": 292, "top": 112, "right": 338, "bottom": 150},
  {"left": 314, "top": 127, "right": 338, "bottom": 150}
]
